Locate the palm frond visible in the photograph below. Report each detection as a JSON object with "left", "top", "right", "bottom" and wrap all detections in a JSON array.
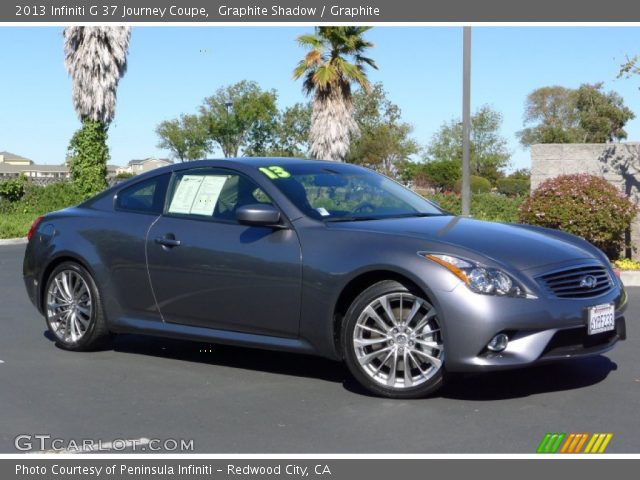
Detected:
[
  {"left": 64, "top": 26, "right": 131, "bottom": 124},
  {"left": 296, "top": 33, "right": 324, "bottom": 50},
  {"left": 355, "top": 55, "right": 378, "bottom": 70},
  {"left": 312, "top": 64, "right": 339, "bottom": 90}
]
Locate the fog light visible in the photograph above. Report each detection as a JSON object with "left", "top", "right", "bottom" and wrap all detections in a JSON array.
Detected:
[{"left": 487, "top": 333, "right": 509, "bottom": 352}]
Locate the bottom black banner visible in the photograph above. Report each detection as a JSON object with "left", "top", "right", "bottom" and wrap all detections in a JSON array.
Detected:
[{"left": 2, "top": 458, "right": 638, "bottom": 480}]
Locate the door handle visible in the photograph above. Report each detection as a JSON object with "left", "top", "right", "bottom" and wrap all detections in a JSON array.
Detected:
[{"left": 155, "top": 236, "right": 181, "bottom": 248}]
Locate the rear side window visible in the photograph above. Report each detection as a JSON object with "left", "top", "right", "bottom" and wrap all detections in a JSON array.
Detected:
[{"left": 116, "top": 174, "right": 170, "bottom": 214}]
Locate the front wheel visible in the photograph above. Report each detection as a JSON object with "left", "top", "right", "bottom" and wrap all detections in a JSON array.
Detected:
[
  {"left": 44, "top": 262, "right": 111, "bottom": 351},
  {"left": 342, "top": 281, "right": 445, "bottom": 398}
]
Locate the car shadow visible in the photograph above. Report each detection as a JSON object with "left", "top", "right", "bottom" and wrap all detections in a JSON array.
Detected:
[
  {"left": 440, "top": 356, "right": 618, "bottom": 401},
  {"left": 42, "top": 330, "right": 617, "bottom": 399},
  {"left": 114, "top": 332, "right": 347, "bottom": 384}
]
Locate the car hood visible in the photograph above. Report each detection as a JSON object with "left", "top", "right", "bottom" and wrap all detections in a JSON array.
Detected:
[{"left": 327, "top": 215, "right": 596, "bottom": 270}]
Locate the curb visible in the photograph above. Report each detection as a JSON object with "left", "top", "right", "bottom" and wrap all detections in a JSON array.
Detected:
[
  {"left": 619, "top": 270, "right": 640, "bottom": 287},
  {"left": 0, "top": 237, "right": 27, "bottom": 246}
]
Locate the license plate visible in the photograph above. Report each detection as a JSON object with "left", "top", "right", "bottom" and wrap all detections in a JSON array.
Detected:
[{"left": 587, "top": 303, "right": 615, "bottom": 335}]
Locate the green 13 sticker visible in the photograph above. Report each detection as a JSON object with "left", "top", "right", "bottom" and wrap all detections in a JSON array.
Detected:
[{"left": 259, "top": 166, "right": 291, "bottom": 179}]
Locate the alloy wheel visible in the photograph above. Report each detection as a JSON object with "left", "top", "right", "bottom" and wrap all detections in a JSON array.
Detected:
[
  {"left": 46, "top": 270, "right": 93, "bottom": 344},
  {"left": 353, "top": 292, "right": 444, "bottom": 389}
]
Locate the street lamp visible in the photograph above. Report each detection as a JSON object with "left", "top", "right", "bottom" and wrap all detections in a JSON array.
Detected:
[
  {"left": 461, "top": 26, "right": 472, "bottom": 216},
  {"left": 224, "top": 102, "right": 233, "bottom": 158}
]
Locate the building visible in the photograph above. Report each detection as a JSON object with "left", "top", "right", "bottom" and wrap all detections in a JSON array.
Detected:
[
  {"left": 0, "top": 151, "right": 33, "bottom": 166},
  {"left": 0, "top": 151, "right": 69, "bottom": 179},
  {"left": 117, "top": 157, "right": 173, "bottom": 175},
  {"left": 0, "top": 151, "right": 118, "bottom": 181}
]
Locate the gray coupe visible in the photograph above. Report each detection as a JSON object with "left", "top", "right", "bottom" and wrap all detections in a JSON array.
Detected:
[{"left": 23, "top": 158, "right": 627, "bottom": 398}]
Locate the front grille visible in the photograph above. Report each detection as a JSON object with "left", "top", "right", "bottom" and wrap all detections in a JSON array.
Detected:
[{"left": 539, "top": 264, "right": 612, "bottom": 298}]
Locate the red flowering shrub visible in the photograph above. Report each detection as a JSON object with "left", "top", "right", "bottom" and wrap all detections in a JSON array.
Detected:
[{"left": 519, "top": 174, "right": 637, "bottom": 258}]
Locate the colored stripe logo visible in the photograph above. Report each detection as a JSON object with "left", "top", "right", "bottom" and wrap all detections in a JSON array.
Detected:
[{"left": 537, "top": 433, "right": 613, "bottom": 453}]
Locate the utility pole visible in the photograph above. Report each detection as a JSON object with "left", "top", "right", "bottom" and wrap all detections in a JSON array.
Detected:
[{"left": 461, "top": 26, "right": 472, "bottom": 216}]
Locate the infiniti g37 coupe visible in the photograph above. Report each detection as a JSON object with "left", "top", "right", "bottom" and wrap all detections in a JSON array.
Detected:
[{"left": 23, "top": 158, "right": 627, "bottom": 398}]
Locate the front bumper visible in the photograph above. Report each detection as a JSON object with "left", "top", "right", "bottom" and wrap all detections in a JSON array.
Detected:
[{"left": 431, "top": 280, "right": 627, "bottom": 372}]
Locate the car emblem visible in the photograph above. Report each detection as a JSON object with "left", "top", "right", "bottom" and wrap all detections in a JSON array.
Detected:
[{"left": 580, "top": 275, "right": 598, "bottom": 289}]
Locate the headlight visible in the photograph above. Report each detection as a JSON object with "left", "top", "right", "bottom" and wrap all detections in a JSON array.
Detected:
[{"left": 422, "top": 253, "right": 528, "bottom": 297}]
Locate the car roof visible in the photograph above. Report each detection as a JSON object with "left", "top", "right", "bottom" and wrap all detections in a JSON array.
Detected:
[{"left": 173, "top": 157, "right": 351, "bottom": 169}]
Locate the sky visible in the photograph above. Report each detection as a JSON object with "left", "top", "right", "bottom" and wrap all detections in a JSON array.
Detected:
[{"left": 1, "top": 26, "right": 640, "bottom": 171}]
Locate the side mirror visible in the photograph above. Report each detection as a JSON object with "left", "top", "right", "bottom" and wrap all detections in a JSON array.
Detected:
[{"left": 235, "top": 204, "right": 283, "bottom": 227}]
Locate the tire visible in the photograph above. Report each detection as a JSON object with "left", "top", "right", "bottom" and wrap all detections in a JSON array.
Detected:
[
  {"left": 43, "top": 261, "right": 111, "bottom": 351},
  {"left": 341, "top": 280, "right": 445, "bottom": 399}
]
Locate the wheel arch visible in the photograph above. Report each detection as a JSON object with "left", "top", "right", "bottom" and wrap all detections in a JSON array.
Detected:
[{"left": 331, "top": 269, "right": 434, "bottom": 358}]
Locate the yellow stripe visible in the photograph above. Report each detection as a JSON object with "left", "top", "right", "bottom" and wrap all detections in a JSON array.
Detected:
[
  {"left": 560, "top": 434, "right": 575, "bottom": 453},
  {"left": 590, "top": 434, "right": 606, "bottom": 453},
  {"left": 574, "top": 434, "right": 589, "bottom": 453},
  {"left": 597, "top": 434, "right": 613, "bottom": 453},
  {"left": 584, "top": 433, "right": 598, "bottom": 453}
]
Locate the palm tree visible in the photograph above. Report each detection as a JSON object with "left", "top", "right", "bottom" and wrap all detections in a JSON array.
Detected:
[
  {"left": 63, "top": 27, "right": 131, "bottom": 195},
  {"left": 294, "top": 27, "right": 377, "bottom": 161}
]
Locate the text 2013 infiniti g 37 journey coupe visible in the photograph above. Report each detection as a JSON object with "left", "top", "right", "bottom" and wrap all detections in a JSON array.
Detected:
[{"left": 23, "top": 158, "right": 627, "bottom": 398}]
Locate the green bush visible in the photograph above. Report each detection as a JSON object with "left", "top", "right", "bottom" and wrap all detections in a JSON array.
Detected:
[
  {"left": 0, "top": 212, "right": 40, "bottom": 238},
  {"left": 19, "top": 182, "right": 86, "bottom": 214},
  {"left": 471, "top": 193, "right": 524, "bottom": 222},
  {"left": 0, "top": 181, "right": 85, "bottom": 215},
  {"left": 496, "top": 178, "right": 529, "bottom": 197},
  {"left": 415, "top": 160, "right": 460, "bottom": 191},
  {"left": 416, "top": 190, "right": 524, "bottom": 223},
  {"left": 519, "top": 174, "right": 637, "bottom": 258},
  {"left": 0, "top": 181, "right": 87, "bottom": 238},
  {"left": 0, "top": 175, "right": 28, "bottom": 202},
  {"left": 454, "top": 175, "right": 491, "bottom": 194}
]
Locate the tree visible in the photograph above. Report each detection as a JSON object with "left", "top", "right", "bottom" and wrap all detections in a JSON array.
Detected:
[
  {"left": 507, "top": 168, "right": 531, "bottom": 180},
  {"left": 618, "top": 55, "right": 640, "bottom": 83},
  {"left": 400, "top": 159, "right": 460, "bottom": 191},
  {"left": 517, "top": 86, "right": 579, "bottom": 145},
  {"left": 199, "top": 80, "right": 279, "bottom": 157},
  {"left": 156, "top": 114, "right": 210, "bottom": 162},
  {"left": 346, "top": 83, "right": 418, "bottom": 172},
  {"left": 264, "top": 103, "right": 312, "bottom": 157},
  {"left": 573, "top": 83, "right": 634, "bottom": 142},
  {"left": 517, "top": 83, "right": 634, "bottom": 146},
  {"left": 425, "top": 105, "right": 511, "bottom": 183},
  {"left": 64, "top": 27, "right": 131, "bottom": 195},
  {"left": 294, "top": 27, "right": 378, "bottom": 161}
]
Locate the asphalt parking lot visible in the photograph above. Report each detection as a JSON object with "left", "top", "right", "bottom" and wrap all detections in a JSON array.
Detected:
[{"left": 1, "top": 243, "right": 638, "bottom": 453}]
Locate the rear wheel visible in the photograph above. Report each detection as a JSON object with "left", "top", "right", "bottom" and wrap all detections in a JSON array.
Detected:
[
  {"left": 342, "top": 280, "right": 445, "bottom": 398},
  {"left": 44, "top": 262, "right": 110, "bottom": 351}
]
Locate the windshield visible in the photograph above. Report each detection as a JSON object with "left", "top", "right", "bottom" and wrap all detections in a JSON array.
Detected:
[{"left": 257, "top": 163, "right": 445, "bottom": 221}]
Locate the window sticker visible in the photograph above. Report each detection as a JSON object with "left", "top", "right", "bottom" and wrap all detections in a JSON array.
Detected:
[
  {"left": 168, "top": 175, "right": 203, "bottom": 214},
  {"left": 168, "top": 175, "right": 228, "bottom": 216},
  {"left": 316, "top": 207, "right": 330, "bottom": 217},
  {"left": 190, "top": 176, "right": 229, "bottom": 216},
  {"left": 259, "top": 166, "right": 291, "bottom": 179}
]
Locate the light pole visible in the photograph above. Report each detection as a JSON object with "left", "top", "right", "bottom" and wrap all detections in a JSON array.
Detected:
[
  {"left": 461, "top": 26, "right": 472, "bottom": 216},
  {"left": 224, "top": 101, "right": 233, "bottom": 158}
]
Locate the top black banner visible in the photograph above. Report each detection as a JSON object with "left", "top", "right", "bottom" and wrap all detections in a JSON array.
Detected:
[{"left": 5, "top": 0, "right": 640, "bottom": 22}]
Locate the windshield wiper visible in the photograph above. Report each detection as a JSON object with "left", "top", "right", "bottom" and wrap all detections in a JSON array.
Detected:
[
  {"left": 324, "top": 212, "right": 446, "bottom": 223},
  {"left": 324, "top": 216, "right": 380, "bottom": 223},
  {"left": 393, "top": 212, "right": 447, "bottom": 218}
]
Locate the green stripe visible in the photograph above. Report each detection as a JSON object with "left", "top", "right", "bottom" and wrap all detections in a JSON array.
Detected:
[
  {"left": 537, "top": 433, "right": 553, "bottom": 453},
  {"left": 549, "top": 433, "right": 566, "bottom": 453},
  {"left": 544, "top": 434, "right": 558, "bottom": 453}
]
